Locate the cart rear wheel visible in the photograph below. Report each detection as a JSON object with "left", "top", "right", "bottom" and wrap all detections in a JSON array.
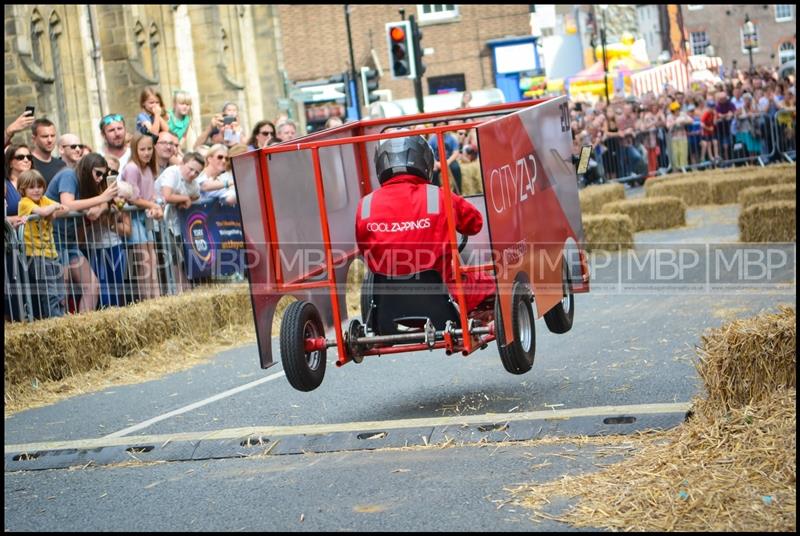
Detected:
[
  {"left": 544, "top": 260, "right": 574, "bottom": 334},
  {"left": 280, "top": 301, "right": 326, "bottom": 392},
  {"left": 494, "top": 281, "right": 536, "bottom": 375}
]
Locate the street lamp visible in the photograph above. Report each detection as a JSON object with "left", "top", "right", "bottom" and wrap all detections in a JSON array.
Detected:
[
  {"left": 599, "top": 5, "right": 609, "bottom": 103},
  {"left": 743, "top": 14, "right": 758, "bottom": 75}
]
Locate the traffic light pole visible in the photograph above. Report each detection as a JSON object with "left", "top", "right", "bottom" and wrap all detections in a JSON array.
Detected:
[
  {"left": 409, "top": 15, "right": 424, "bottom": 114},
  {"left": 344, "top": 4, "right": 361, "bottom": 119}
]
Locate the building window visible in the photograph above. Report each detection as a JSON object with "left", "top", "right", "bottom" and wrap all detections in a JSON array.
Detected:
[
  {"left": 775, "top": 5, "right": 794, "bottom": 22},
  {"left": 427, "top": 73, "right": 466, "bottom": 95},
  {"left": 417, "top": 5, "right": 459, "bottom": 23},
  {"left": 687, "top": 5, "right": 703, "bottom": 10},
  {"left": 779, "top": 42, "right": 796, "bottom": 64},
  {"left": 689, "top": 31, "right": 709, "bottom": 55},
  {"left": 740, "top": 23, "right": 759, "bottom": 54}
]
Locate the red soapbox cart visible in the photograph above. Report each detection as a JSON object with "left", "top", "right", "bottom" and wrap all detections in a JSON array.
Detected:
[{"left": 231, "top": 96, "right": 590, "bottom": 392}]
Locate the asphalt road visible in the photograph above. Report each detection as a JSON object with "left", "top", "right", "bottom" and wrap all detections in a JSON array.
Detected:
[{"left": 4, "top": 201, "right": 796, "bottom": 531}]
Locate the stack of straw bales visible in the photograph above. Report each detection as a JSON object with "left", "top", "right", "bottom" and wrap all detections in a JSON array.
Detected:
[
  {"left": 710, "top": 173, "right": 794, "bottom": 204},
  {"left": 581, "top": 214, "right": 634, "bottom": 251},
  {"left": 4, "top": 285, "right": 253, "bottom": 387},
  {"left": 644, "top": 164, "right": 796, "bottom": 205},
  {"left": 695, "top": 305, "right": 796, "bottom": 416},
  {"left": 738, "top": 183, "right": 796, "bottom": 209},
  {"left": 579, "top": 183, "right": 625, "bottom": 215},
  {"left": 738, "top": 200, "right": 797, "bottom": 242},
  {"left": 600, "top": 196, "right": 686, "bottom": 231},
  {"left": 645, "top": 178, "right": 712, "bottom": 206},
  {"left": 510, "top": 306, "right": 796, "bottom": 531}
]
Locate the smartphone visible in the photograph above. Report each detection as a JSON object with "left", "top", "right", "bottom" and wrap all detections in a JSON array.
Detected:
[
  {"left": 106, "top": 170, "right": 119, "bottom": 189},
  {"left": 223, "top": 115, "right": 236, "bottom": 125},
  {"left": 25, "top": 105, "right": 35, "bottom": 116}
]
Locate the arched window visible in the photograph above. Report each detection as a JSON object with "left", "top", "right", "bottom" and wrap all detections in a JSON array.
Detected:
[
  {"left": 48, "top": 10, "right": 68, "bottom": 132},
  {"left": 30, "top": 9, "right": 45, "bottom": 67},
  {"left": 779, "top": 41, "right": 795, "bottom": 65},
  {"left": 149, "top": 23, "right": 161, "bottom": 82}
]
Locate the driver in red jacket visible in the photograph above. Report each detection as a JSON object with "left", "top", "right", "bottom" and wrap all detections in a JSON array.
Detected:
[{"left": 355, "top": 134, "right": 495, "bottom": 314}]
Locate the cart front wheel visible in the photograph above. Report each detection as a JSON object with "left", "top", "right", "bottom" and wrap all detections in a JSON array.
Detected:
[
  {"left": 280, "top": 301, "right": 326, "bottom": 392},
  {"left": 544, "top": 260, "right": 574, "bottom": 334},
  {"left": 494, "top": 281, "right": 536, "bottom": 375}
]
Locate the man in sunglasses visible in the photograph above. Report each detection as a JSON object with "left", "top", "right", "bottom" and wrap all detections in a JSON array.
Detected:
[
  {"left": 99, "top": 113, "right": 131, "bottom": 171},
  {"left": 57, "top": 133, "right": 85, "bottom": 170},
  {"left": 31, "top": 118, "right": 66, "bottom": 186}
]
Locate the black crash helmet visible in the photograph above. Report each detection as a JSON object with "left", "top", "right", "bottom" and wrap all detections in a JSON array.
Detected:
[{"left": 374, "top": 135, "right": 435, "bottom": 184}]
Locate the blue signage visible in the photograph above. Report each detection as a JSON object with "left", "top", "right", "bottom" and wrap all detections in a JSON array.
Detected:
[{"left": 178, "top": 201, "right": 245, "bottom": 279}]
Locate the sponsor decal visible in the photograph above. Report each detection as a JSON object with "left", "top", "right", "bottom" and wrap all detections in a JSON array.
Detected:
[{"left": 366, "top": 218, "right": 432, "bottom": 233}]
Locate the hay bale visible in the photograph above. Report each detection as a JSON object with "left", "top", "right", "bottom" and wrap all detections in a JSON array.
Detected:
[
  {"left": 460, "top": 160, "right": 483, "bottom": 196},
  {"left": 4, "top": 285, "right": 253, "bottom": 387},
  {"left": 579, "top": 183, "right": 626, "bottom": 215},
  {"left": 738, "top": 183, "right": 796, "bottom": 209},
  {"left": 738, "top": 200, "right": 796, "bottom": 242},
  {"left": 645, "top": 178, "right": 713, "bottom": 206},
  {"left": 600, "top": 196, "right": 686, "bottom": 231},
  {"left": 509, "top": 387, "right": 796, "bottom": 532},
  {"left": 695, "top": 306, "right": 795, "bottom": 416},
  {"left": 711, "top": 173, "right": 793, "bottom": 204},
  {"left": 645, "top": 163, "right": 796, "bottom": 193},
  {"left": 582, "top": 214, "right": 634, "bottom": 251}
]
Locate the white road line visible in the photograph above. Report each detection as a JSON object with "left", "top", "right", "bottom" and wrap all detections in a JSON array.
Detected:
[
  {"left": 102, "top": 370, "right": 286, "bottom": 439},
  {"left": 7, "top": 402, "right": 692, "bottom": 454}
]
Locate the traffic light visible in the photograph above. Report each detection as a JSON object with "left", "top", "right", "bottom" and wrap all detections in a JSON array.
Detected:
[
  {"left": 386, "top": 20, "right": 415, "bottom": 79},
  {"left": 360, "top": 67, "right": 379, "bottom": 107},
  {"left": 329, "top": 71, "right": 353, "bottom": 109},
  {"left": 409, "top": 17, "right": 426, "bottom": 78}
]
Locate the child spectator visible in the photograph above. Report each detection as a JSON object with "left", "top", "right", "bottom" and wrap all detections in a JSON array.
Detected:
[
  {"left": 17, "top": 169, "right": 67, "bottom": 318},
  {"left": 136, "top": 87, "right": 170, "bottom": 140},
  {"left": 120, "top": 132, "right": 163, "bottom": 301},
  {"left": 155, "top": 151, "right": 204, "bottom": 291},
  {"left": 701, "top": 99, "right": 720, "bottom": 163},
  {"left": 168, "top": 90, "right": 193, "bottom": 148}
]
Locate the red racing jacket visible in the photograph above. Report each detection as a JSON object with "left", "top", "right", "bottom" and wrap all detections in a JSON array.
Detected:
[{"left": 355, "top": 174, "right": 494, "bottom": 311}]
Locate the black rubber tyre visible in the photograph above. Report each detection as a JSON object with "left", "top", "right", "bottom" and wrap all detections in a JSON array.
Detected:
[
  {"left": 280, "top": 301, "right": 326, "bottom": 392},
  {"left": 494, "top": 281, "right": 536, "bottom": 375},
  {"left": 360, "top": 270, "right": 374, "bottom": 330},
  {"left": 544, "top": 260, "right": 574, "bottom": 334}
]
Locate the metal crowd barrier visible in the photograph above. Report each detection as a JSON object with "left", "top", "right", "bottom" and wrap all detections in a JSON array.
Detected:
[
  {"left": 598, "top": 127, "right": 670, "bottom": 185},
  {"left": 773, "top": 108, "right": 796, "bottom": 163},
  {"left": 671, "top": 112, "right": 792, "bottom": 173},
  {"left": 4, "top": 199, "right": 245, "bottom": 322},
  {"left": 588, "top": 111, "right": 795, "bottom": 186},
  {"left": 4, "top": 218, "right": 33, "bottom": 322},
  {"left": 5, "top": 206, "right": 180, "bottom": 321}
]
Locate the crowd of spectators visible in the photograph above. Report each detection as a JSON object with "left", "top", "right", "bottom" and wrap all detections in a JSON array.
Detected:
[
  {"left": 4, "top": 64, "right": 796, "bottom": 321},
  {"left": 4, "top": 85, "right": 304, "bottom": 320},
  {"left": 568, "top": 64, "right": 796, "bottom": 185}
]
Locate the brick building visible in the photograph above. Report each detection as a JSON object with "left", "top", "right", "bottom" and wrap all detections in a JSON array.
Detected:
[
  {"left": 682, "top": 4, "right": 796, "bottom": 71},
  {"left": 5, "top": 5, "right": 287, "bottom": 151},
  {"left": 277, "top": 4, "right": 533, "bottom": 102}
]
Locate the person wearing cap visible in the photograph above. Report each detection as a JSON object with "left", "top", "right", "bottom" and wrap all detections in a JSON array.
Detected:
[
  {"left": 355, "top": 135, "right": 495, "bottom": 316},
  {"left": 666, "top": 100, "right": 692, "bottom": 172}
]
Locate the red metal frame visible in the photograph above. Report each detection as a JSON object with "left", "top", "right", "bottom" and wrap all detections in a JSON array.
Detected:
[{"left": 255, "top": 100, "right": 551, "bottom": 365}]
